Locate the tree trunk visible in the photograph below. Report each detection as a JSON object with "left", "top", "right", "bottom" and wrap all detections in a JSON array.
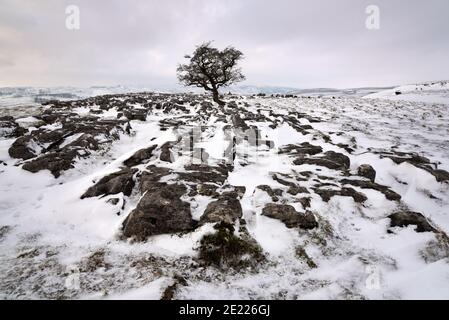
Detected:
[{"left": 212, "top": 89, "right": 224, "bottom": 105}]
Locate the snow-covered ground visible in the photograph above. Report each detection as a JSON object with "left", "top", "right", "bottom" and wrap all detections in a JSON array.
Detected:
[
  {"left": 0, "top": 89, "right": 448, "bottom": 300},
  {"left": 364, "top": 80, "right": 449, "bottom": 104}
]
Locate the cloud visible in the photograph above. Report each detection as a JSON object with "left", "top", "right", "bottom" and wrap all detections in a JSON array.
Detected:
[{"left": 0, "top": 0, "right": 448, "bottom": 88}]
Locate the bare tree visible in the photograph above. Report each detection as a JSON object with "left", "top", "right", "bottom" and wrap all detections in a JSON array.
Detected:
[{"left": 177, "top": 42, "right": 245, "bottom": 104}]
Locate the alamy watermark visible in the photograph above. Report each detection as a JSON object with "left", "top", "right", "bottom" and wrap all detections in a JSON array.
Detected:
[
  {"left": 166, "top": 125, "right": 277, "bottom": 167},
  {"left": 365, "top": 265, "right": 381, "bottom": 290},
  {"left": 65, "top": 5, "right": 380, "bottom": 31},
  {"left": 65, "top": 264, "right": 80, "bottom": 290},
  {"left": 65, "top": 5, "right": 80, "bottom": 30},
  {"left": 365, "top": 5, "right": 380, "bottom": 30}
]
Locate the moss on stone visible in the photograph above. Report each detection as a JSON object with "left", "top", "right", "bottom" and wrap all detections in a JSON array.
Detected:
[
  {"left": 198, "top": 222, "right": 264, "bottom": 270},
  {"left": 295, "top": 246, "right": 317, "bottom": 269}
]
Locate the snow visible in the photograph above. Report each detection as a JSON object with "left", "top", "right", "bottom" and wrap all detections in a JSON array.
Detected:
[
  {"left": 364, "top": 80, "right": 449, "bottom": 105},
  {"left": 103, "top": 277, "right": 171, "bottom": 300},
  {"left": 15, "top": 116, "right": 42, "bottom": 128},
  {"left": 1, "top": 87, "right": 449, "bottom": 300}
]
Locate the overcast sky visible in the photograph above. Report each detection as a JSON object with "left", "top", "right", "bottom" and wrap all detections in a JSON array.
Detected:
[{"left": 1, "top": 0, "right": 448, "bottom": 88}]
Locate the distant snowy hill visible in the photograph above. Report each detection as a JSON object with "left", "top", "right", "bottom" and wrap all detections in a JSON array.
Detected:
[
  {"left": 288, "top": 86, "right": 393, "bottom": 98},
  {"left": 0, "top": 85, "right": 299, "bottom": 108},
  {"left": 0, "top": 86, "right": 165, "bottom": 108},
  {"left": 225, "top": 85, "right": 298, "bottom": 95},
  {"left": 2, "top": 81, "right": 448, "bottom": 110},
  {"left": 0, "top": 84, "right": 388, "bottom": 110},
  {"left": 364, "top": 80, "right": 449, "bottom": 104}
]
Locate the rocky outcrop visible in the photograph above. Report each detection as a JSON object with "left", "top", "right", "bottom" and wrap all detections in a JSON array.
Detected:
[
  {"left": 22, "top": 150, "right": 78, "bottom": 177},
  {"left": 161, "top": 275, "right": 188, "bottom": 300},
  {"left": 340, "top": 179, "right": 401, "bottom": 201},
  {"left": 123, "top": 109, "right": 147, "bottom": 121},
  {"left": 279, "top": 142, "right": 323, "bottom": 156},
  {"left": 123, "top": 145, "right": 157, "bottom": 167},
  {"left": 9, "top": 129, "right": 66, "bottom": 160},
  {"left": 0, "top": 225, "right": 11, "bottom": 241},
  {"left": 8, "top": 114, "right": 132, "bottom": 179},
  {"left": 139, "top": 166, "right": 172, "bottom": 192},
  {"left": 377, "top": 151, "right": 449, "bottom": 183},
  {"left": 198, "top": 222, "right": 264, "bottom": 269},
  {"left": 62, "top": 118, "right": 130, "bottom": 139},
  {"left": 179, "top": 164, "right": 230, "bottom": 185},
  {"left": 262, "top": 204, "right": 318, "bottom": 230},
  {"left": 160, "top": 141, "right": 175, "bottom": 163},
  {"left": 314, "top": 187, "right": 367, "bottom": 203},
  {"left": 298, "top": 197, "right": 312, "bottom": 209},
  {"left": 222, "top": 186, "right": 246, "bottom": 199},
  {"left": 272, "top": 174, "right": 309, "bottom": 195},
  {"left": 256, "top": 185, "right": 283, "bottom": 202},
  {"left": 8, "top": 136, "right": 37, "bottom": 160},
  {"left": 231, "top": 114, "right": 250, "bottom": 131},
  {"left": 388, "top": 211, "right": 437, "bottom": 233},
  {"left": 294, "top": 151, "right": 350, "bottom": 171},
  {"left": 22, "top": 134, "right": 99, "bottom": 177},
  {"left": 81, "top": 168, "right": 137, "bottom": 198},
  {"left": 0, "top": 116, "right": 26, "bottom": 138},
  {"left": 432, "top": 170, "right": 449, "bottom": 183},
  {"left": 357, "top": 164, "right": 376, "bottom": 183},
  {"left": 122, "top": 183, "right": 194, "bottom": 240},
  {"left": 193, "top": 183, "right": 220, "bottom": 198},
  {"left": 199, "top": 194, "right": 243, "bottom": 225}
]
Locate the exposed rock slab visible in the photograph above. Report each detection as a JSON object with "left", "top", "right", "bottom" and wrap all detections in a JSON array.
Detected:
[
  {"left": 314, "top": 187, "right": 367, "bottom": 203},
  {"left": 256, "top": 185, "right": 283, "bottom": 202},
  {"left": 378, "top": 151, "right": 449, "bottom": 183},
  {"left": 340, "top": 179, "right": 401, "bottom": 201},
  {"left": 262, "top": 203, "right": 318, "bottom": 229},
  {"left": 122, "top": 183, "right": 194, "bottom": 240},
  {"left": 123, "top": 145, "right": 157, "bottom": 167},
  {"left": 160, "top": 141, "right": 175, "bottom": 163},
  {"left": 294, "top": 151, "right": 350, "bottom": 170},
  {"left": 199, "top": 194, "right": 243, "bottom": 225},
  {"left": 279, "top": 142, "right": 323, "bottom": 156},
  {"left": 198, "top": 222, "right": 264, "bottom": 269},
  {"left": 81, "top": 168, "right": 137, "bottom": 198},
  {"left": 388, "top": 211, "right": 437, "bottom": 233},
  {"left": 357, "top": 164, "right": 376, "bottom": 183}
]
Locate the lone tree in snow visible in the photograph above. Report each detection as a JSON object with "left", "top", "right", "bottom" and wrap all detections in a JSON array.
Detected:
[{"left": 177, "top": 42, "right": 245, "bottom": 104}]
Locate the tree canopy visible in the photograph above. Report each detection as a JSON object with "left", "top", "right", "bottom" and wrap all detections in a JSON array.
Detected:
[{"left": 177, "top": 42, "right": 245, "bottom": 104}]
